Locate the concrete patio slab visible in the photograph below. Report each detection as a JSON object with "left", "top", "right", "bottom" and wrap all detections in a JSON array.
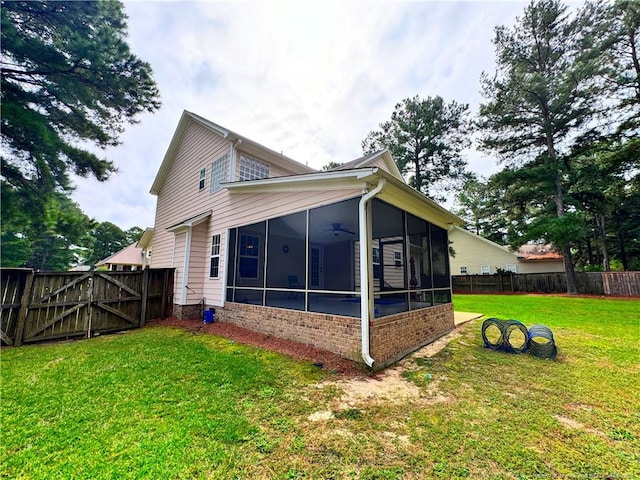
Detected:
[{"left": 454, "top": 311, "right": 483, "bottom": 326}]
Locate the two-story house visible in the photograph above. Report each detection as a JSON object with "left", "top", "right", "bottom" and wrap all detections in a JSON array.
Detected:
[{"left": 144, "top": 110, "right": 463, "bottom": 369}]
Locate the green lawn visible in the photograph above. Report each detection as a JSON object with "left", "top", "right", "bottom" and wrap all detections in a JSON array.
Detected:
[{"left": 2, "top": 294, "right": 639, "bottom": 479}]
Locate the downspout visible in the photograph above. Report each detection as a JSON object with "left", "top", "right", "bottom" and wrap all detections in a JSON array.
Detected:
[
  {"left": 229, "top": 139, "right": 242, "bottom": 182},
  {"left": 358, "top": 178, "right": 386, "bottom": 368}
]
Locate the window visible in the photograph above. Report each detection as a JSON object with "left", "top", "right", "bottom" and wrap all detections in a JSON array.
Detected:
[
  {"left": 506, "top": 264, "right": 517, "bottom": 273},
  {"left": 239, "top": 234, "right": 260, "bottom": 278},
  {"left": 394, "top": 251, "right": 402, "bottom": 267},
  {"left": 239, "top": 154, "right": 269, "bottom": 181},
  {"left": 372, "top": 246, "right": 381, "bottom": 279},
  {"left": 198, "top": 168, "right": 206, "bottom": 190},
  {"left": 210, "top": 234, "right": 221, "bottom": 278},
  {"left": 481, "top": 265, "right": 491, "bottom": 275},
  {"left": 460, "top": 266, "right": 468, "bottom": 274},
  {"left": 210, "top": 154, "right": 229, "bottom": 193}
]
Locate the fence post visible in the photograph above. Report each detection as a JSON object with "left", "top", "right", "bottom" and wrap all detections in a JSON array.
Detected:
[
  {"left": 84, "top": 272, "right": 95, "bottom": 338},
  {"left": 140, "top": 268, "right": 149, "bottom": 327},
  {"left": 13, "top": 270, "right": 34, "bottom": 347}
]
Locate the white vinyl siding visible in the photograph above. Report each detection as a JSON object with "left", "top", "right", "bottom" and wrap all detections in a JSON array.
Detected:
[{"left": 150, "top": 119, "right": 361, "bottom": 307}]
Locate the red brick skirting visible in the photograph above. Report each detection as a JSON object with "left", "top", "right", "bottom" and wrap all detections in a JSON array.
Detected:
[{"left": 370, "top": 303, "right": 455, "bottom": 368}]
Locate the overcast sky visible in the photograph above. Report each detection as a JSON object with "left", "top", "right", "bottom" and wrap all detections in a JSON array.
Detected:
[{"left": 71, "top": 0, "right": 532, "bottom": 230}]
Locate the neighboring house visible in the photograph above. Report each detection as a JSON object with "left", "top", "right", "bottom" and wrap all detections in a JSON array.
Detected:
[
  {"left": 136, "top": 228, "right": 154, "bottom": 268},
  {"left": 96, "top": 243, "right": 144, "bottom": 271},
  {"left": 145, "top": 110, "right": 463, "bottom": 369},
  {"left": 449, "top": 227, "right": 565, "bottom": 275}
]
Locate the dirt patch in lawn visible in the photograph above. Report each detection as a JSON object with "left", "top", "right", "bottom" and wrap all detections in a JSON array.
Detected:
[
  {"left": 317, "top": 328, "right": 463, "bottom": 410},
  {"left": 146, "top": 318, "right": 466, "bottom": 408}
]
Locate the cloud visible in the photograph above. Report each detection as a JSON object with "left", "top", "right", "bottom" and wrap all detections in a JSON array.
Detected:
[{"left": 71, "top": 0, "right": 528, "bottom": 229}]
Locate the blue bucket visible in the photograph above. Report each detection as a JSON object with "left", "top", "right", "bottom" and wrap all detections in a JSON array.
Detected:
[{"left": 203, "top": 308, "right": 215, "bottom": 324}]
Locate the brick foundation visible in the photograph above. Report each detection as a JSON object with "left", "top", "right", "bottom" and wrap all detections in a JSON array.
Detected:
[
  {"left": 173, "top": 303, "right": 203, "bottom": 320},
  {"left": 218, "top": 303, "right": 362, "bottom": 361},
  {"left": 214, "top": 302, "right": 455, "bottom": 369},
  {"left": 370, "top": 303, "right": 455, "bottom": 369}
]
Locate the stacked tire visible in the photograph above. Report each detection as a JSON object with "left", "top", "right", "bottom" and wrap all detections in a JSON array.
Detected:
[{"left": 481, "top": 318, "right": 557, "bottom": 359}]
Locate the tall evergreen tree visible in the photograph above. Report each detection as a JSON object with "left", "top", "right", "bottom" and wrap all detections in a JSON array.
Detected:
[
  {"left": 1, "top": 1, "right": 160, "bottom": 268},
  {"left": 0, "top": 190, "right": 95, "bottom": 270},
  {"left": 362, "top": 95, "right": 471, "bottom": 202},
  {"left": 478, "top": 0, "right": 609, "bottom": 294},
  {"left": 454, "top": 176, "right": 509, "bottom": 245}
]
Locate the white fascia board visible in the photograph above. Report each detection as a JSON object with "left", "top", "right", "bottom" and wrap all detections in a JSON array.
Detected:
[
  {"left": 166, "top": 210, "right": 212, "bottom": 233},
  {"left": 184, "top": 111, "right": 230, "bottom": 138},
  {"left": 136, "top": 228, "right": 154, "bottom": 249},
  {"left": 151, "top": 112, "right": 316, "bottom": 196},
  {"left": 222, "top": 168, "right": 379, "bottom": 193},
  {"left": 150, "top": 112, "right": 231, "bottom": 196},
  {"left": 377, "top": 149, "right": 404, "bottom": 180}
]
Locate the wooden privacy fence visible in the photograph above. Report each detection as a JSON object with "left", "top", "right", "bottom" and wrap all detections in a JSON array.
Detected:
[
  {"left": 452, "top": 271, "right": 640, "bottom": 296},
  {"left": 1, "top": 268, "right": 174, "bottom": 347}
]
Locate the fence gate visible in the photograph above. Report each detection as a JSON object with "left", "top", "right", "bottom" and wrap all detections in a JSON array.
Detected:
[
  {"left": 1, "top": 268, "right": 175, "bottom": 347},
  {"left": 18, "top": 271, "right": 141, "bottom": 344}
]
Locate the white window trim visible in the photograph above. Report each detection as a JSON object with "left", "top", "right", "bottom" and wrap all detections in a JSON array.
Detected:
[
  {"left": 460, "top": 266, "right": 468, "bottom": 274},
  {"left": 210, "top": 233, "right": 221, "bottom": 278},
  {"left": 481, "top": 265, "right": 491, "bottom": 275},
  {"left": 198, "top": 167, "right": 206, "bottom": 190}
]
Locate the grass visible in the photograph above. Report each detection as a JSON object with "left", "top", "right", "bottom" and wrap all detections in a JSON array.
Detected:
[{"left": 2, "top": 294, "right": 639, "bottom": 479}]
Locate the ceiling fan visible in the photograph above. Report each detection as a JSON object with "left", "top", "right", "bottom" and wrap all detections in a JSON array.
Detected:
[{"left": 326, "top": 223, "right": 356, "bottom": 235}]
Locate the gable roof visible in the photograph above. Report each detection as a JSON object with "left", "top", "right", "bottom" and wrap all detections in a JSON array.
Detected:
[
  {"left": 450, "top": 226, "right": 513, "bottom": 253},
  {"left": 96, "top": 243, "right": 143, "bottom": 267},
  {"left": 150, "top": 110, "right": 316, "bottom": 195},
  {"left": 450, "top": 227, "right": 564, "bottom": 263},
  {"left": 329, "top": 150, "right": 403, "bottom": 180},
  {"left": 136, "top": 228, "right": 154, "bottom": 250}
]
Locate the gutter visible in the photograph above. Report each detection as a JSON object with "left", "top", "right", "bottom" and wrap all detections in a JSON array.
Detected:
[{"left": 358, "top": 178, "right": 386, "bottom": 368}]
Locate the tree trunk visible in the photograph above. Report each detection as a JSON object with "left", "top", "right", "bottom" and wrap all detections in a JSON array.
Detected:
[
  {"left": 413, "top": 153, "right": 422, "bottom": 193},
  {"left": 596, "top": 214, "right": 610, "bottom": 271},
  {"left": 628, "top": 26, "right": 640, "bottom": 103},
  {"left": 585, "top": 235, "right": 595, "bottom": 265},
  {"left": 547, "top": 133, "right": 577, "bottom": 294}
]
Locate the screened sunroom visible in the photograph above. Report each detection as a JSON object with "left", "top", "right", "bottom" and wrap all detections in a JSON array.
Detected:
[{"left": 225, "top": 197, "right": 451, "bottom": 318}]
